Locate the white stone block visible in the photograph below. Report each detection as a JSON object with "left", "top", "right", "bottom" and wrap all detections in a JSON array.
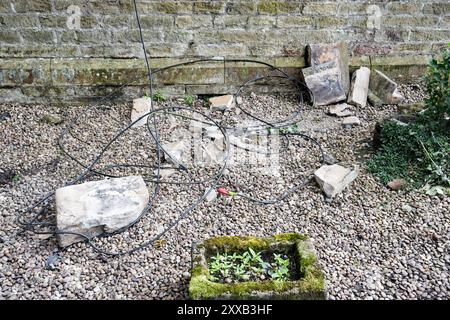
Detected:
[
  {"left": 342, "top": 116, "right": 361, "bottom": 126},
  {"left": 131, "top": 97, "right": 152, "bottom": 128},
  {"left": 347, "top": 67, "right": 370, "bottom": 108},
  {"left": 209, "top": 95, "right": 235, "bottom": 112},
  {"left": 55, "top": 176, "right": 149, "bottom": 247},
  {"left": 314, "top": 164, "right": 358, "bottom": 198}
]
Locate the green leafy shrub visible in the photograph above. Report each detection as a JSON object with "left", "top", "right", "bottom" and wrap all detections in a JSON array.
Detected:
[
  {"left": 423, "top": 46, "right": 450, "bottom": 123},
  {"left": 368, "top": 47, "right": 450, "bottom": 191},
  {"left": 368, "top": 121, "right": 449, "bottom": 188}
]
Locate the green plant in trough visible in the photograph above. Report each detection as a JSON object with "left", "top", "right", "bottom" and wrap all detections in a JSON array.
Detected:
[
  {"left": 207, "top": 248, "right": 291, "bottom": 283},
  {"left": 189, "top": 234, "right": 326, "bottom": 300},
  {"left": 368, "top": 47, "right": 449, "bottom": 192},
  {"left": 269, "top": 253, "right": 290, "bottom": 280}
]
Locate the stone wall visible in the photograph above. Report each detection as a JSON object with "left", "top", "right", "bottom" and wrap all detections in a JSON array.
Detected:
[{"left": 0, "top": 0, "right": 449, "bottom": 105}]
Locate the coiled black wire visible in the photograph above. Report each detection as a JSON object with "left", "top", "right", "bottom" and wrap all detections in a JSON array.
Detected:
[{"left": 15, "top": 0, "right": 324, "bottom": 258}]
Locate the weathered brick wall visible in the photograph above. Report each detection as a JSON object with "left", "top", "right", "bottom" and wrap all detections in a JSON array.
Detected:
[{"left": 0, "top": 0, "right": 449, "bottom": 105}]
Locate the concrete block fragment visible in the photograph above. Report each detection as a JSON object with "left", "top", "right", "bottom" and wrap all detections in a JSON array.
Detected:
[
  {"left": 131, "top": 97, "right": 152, "bottom": 128},
  {"left": 161, "top": 140, "right": 190, "bottom": 164},
  {"left": 209, "top": 94, "right": 235, "bottom": 112},
  {"left": 55, "top": 176, "right": 149, "bottom": 247},
  {"left": 369, "top": 69, "right": 405, "bottom": 105},
  {"left": 307, "top": 42, "right": 350, "bottom": 95},
  {"left": 328, "top": 103, "right": 353, "bottom": 117},
  {"left": 302, "top": 61, "right": 347, "bottom": 106},
  {"left": 314, "top": 164, "right": 358, "bottom": 198},
  {"left": 342, "top": 116, "right": 361, "bottom": 127},
  {"left": 348, "top": 67, "right": 370, "bottom": 107}
]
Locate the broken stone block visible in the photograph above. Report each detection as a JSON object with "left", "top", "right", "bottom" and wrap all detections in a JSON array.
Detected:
[
  {"left": 202, "top": 142, "right": 226, "bottom": 164},
  {"left": 55, "top": 176, "right": 149, "bottom": 247},
  {"left": 131, "top": 97, "right": 152, "bottom": 128},
  {"left": 342, "top": 116, "right": 361, "bottom": 127},
  {"left": 367, "top": 90, "right": 383, "bottom": 108},
  {"left": 314, "top": 164, "right": 358, "bottom": 198},
  {"left": 209, "top": 95, "right": 235, "bottom": 112},
  {"left": 307, "top": 42, "right": 350, "bottom": 95},
  {"left": 161, "top": 140, "right": 189, "bottom": 164},
  {"left": 369, "top": 70, "right": 405, "bottom": 105},
  {"left": 347, "top": 67, "right": 370, "bottom": 108},
  {"left": 203, "top": 126, "right": 226, "bottom": 152},
  {"left": 302, "top": 61, "right": 347, "bottom": 106},
  {"left": 328, "top": 103, "right": 353, "bottom": 117},
  {"left": 204, "top": 126, "right": 224, "bottom": 140},
  {"left": 336, "top": 109, "right": 353, "bottom": 117},
  {"left": 189, "top": 120, "right": 204, "bottom": 134},
  {"left": 329, "top": 104, "right": 347, "bottom": 115}
]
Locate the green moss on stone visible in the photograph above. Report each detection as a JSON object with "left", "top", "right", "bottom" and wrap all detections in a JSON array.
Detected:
[
  {"left": 201, "top": 233, "right": 305, "bottom": 253},
  {"left": 155, "top": 2, "right": 188, "bottom": 14},
  {"left": 274, "top": 233, "right": 306, "bottom": 242},
  {"left": 202, "top": 235, "right": 271, "bottom": 252},
  {"left": 296, "top": 241, "right": 316, "bottom": 272},
  {"left": 189, "top": 275, "right": 303, "bottom": 300},
  {"left": 191, "top": 264, "right": 209, "bottom": 278},
  {"left": 258, "top": 1, "right": 279, "bottom": 14}
]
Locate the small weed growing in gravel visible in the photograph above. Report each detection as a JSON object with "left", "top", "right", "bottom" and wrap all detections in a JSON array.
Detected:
[
  {"left": 184, "top": 95, "right": 195, "bottom": 107},
  {"left": 276, "top": 123, "right": 299, "bottom": 134},
  {"left": 154, "top": 239, "right": 167, "bottom": 249},
  {"left": 368, "top": 47, "right": 449, "bottom": 191},
  {"left": 208, "top": 248, "right": 292, "bottom": 283},
  {"left": 152, "top": 90, "right": 166, "bottom": 102},
  {"left": 200, "top": 96, "right": 211, "bottom": 108},
  {"left": 0, "top": 169, "right": 20, "bottom": 186},
  {"left": 12, "top": 174, "right": 21, "bottom": 183}
]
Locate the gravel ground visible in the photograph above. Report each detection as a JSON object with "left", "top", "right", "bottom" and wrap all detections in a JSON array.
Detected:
[{"left": 0, "top": 83, "right": 449, "bottom": 300}]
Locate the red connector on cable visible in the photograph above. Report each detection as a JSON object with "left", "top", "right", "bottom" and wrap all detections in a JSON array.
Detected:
[{"left": 217, "top": 188, "right": 237, "bottom": 197}]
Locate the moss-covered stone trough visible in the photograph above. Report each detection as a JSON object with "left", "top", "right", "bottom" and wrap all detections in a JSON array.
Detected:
[{"left": 188, "top": 233, "right": 327, "bottom": 300}]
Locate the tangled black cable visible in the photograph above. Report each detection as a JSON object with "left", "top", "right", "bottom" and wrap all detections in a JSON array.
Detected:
[{"left": 16, "top": 0, "right": 324, "bottom": 259}]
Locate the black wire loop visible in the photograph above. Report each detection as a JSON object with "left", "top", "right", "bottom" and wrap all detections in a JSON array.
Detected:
[{"left": 16, "top": 0, "right": 322, "bottom": 258}]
